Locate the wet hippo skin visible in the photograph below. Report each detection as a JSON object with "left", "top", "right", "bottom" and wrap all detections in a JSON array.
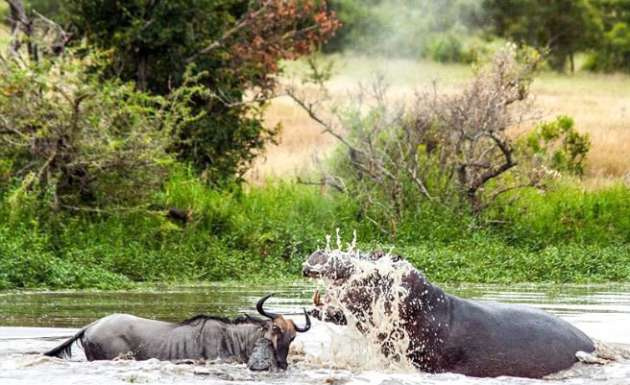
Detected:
[
  {"left": 304, "top": 251, "right": 595, "bottom": 378},
  {"left": 422, "top": 278, "right": 595, "bottom": 378}
]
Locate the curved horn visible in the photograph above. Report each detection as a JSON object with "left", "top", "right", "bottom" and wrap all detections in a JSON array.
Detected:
[
  {"left": 294, "top": 308, "right": 311, "bottom": 333},
  {"left": 256, "top": 293, "right": 279, "bottom": 319}
]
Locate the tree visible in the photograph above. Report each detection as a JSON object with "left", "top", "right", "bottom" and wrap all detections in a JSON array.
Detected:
[
  {"left": 586, "top": 0, "right": 630, "bottom": 71},
  {"left": 61, "top": 0, "right": 339, "bottom": 183},
  {"left": 482, "top": 0, "right": 602, "bottom": 72}
]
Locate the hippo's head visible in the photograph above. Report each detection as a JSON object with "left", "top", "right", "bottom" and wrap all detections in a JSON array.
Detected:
[
  {"left": 303, "top": 250, "right": 403, "bottom": 281},
  {"left": 302, "top": 250, "right": 356, "bottom": 281}
]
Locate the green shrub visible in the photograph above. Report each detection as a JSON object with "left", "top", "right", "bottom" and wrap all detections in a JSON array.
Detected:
[
  {"left": 523, "top": 115, "right": 591, "bottom": 175},
  {"left": 0, "top": 53, "right": 177, "bottom": 210},
  {"left": 0, "top": 225, "right": 131, "bottom": 289},
  {"left": 325, "top": 0, "right": 483, "bottom": 59},
  {"left": 62, "top": 0, "right": 338, "bottom": 182},
  {"left": 401, "top": 241, "right": 630, "bottom": 283},
  {"left": 425, "top": 33, "right": 469, "bottom": 63}
]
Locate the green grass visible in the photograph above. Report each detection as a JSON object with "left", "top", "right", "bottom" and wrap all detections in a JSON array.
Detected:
[
  {"left": 401, "top": 242, "right": 630, "bottom": 284},
  {"left": 1, "top": 168, "right": 629, "bottom": 290}
]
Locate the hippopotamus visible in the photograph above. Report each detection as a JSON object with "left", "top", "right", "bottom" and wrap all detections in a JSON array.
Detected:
[{"left": 303, "top": 250, "right": 595, "bottom": 378}]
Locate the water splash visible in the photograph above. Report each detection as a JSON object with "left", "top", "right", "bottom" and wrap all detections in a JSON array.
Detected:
[{"left": 305, "top": 241, "right": 424, "bottom": 372}]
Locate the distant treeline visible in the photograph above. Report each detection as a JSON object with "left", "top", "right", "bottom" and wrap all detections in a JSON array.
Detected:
[
  {"left": 325, "top": 0, "right": 630, "bottom": 73},
  {"left": 6, "top": 0, "right": 630, "bottom": 72}
]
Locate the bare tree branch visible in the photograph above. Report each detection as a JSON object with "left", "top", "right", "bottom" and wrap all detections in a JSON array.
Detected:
[{"left": 185, "top": 2, "right": 271, "bottom": 64}]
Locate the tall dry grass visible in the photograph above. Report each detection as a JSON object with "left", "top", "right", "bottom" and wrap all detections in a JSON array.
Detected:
[{"left": 248, "top": 56, "right": 630, "bottom": 186}]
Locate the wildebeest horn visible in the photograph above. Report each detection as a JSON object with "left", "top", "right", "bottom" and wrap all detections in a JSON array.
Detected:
[
  {"left": 256, "top": 293, "right": 279, "bottom": 319},
  {"left": 294, "top": 308, "right": 311, "bottom": 333}
]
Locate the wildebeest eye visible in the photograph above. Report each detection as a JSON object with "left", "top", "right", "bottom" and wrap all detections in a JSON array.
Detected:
[{"left": 272, "top": 325, "right": 281, "bottom": 333}]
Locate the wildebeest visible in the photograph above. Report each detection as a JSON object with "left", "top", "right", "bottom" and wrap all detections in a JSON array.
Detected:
[
  {"left": 43, "top": 294, "right": 310, "bottom": 370},
  {"left": 303, "top": 250, "right": 595, "bottom": 378}
]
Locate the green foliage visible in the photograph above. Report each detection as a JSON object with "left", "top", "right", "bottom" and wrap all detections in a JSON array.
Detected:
[
  {"left": 1, "top": 175, "right": 629, "bottom": 289},
  {"left": 584, "top": 1, "right": 630, "bottom": 72},
  {"left": 0, "top": 225, "right": 131, "bottom": 290},
  {"left": 0, "top": 168, "right": 366, "bottom": 288},
  {"left": 425, "top": 33, "right": 468, "bottom": 63},
  {"left": 25, "top": 0, "right": 62, "bottom": 18},
  {"left": 482, "top": 0, "right": 602, "bottom": 72},
  {"left": 60, "top": 0, "right": 264, "bottom": 182},
  {"left": 402, "top": 242, "right": 630, "bottom": 283},
  {"left": 0, "top": 2, "right": 7, "bottom": 21},
  {"left": 487, "top": 182, "right": 630, "bottom": 246},
  {"left": 0, "top": 53, "right": 179, "bottom": 209},
  {"left": 324, "top": 0, "right": 382, "bottom": 53},
  {"left": 325, "top": 0, "right": 484, "bottom": 60},
  {"left": 325, "top": 0, "right": 630, "bottom": 72},
  {"left": 60, "top": 0, "right": 337, "bottom": 183},
  {"left": 524, "top": 116, "right": 591, "bottom": 175}
]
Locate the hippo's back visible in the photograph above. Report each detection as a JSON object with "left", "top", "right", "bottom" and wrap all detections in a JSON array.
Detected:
[{"left": 442, "top": 296, "right": 594, "bottom": 378}]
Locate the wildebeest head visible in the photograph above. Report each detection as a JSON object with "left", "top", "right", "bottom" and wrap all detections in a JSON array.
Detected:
[{"left": 256, "top": 294, "right": 310, "bottom": 369}]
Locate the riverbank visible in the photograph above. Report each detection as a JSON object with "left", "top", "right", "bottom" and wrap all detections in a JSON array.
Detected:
[{"left": 2, "top": 171, "right": 629, "bottom": 290}]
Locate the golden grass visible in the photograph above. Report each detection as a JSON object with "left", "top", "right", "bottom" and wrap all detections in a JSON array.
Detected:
[
  {"left": 248, "top": 55, "right": 630, "bottom": 185},
  {"left": 246, "top": 95, "right": 337, "bottom": 182}
]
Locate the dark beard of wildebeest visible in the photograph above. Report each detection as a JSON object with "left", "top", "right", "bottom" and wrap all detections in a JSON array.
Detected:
[
  {"left": 303, "top": 250, "right": 595, "bottom": 378},
  {"left": 43, "top": 294, "right": 310, "bottom": 370}
]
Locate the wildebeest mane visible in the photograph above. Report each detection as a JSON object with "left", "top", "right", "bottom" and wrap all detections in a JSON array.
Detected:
[{"left": 179, "top": 313, "right": 266, "bottom": 326}]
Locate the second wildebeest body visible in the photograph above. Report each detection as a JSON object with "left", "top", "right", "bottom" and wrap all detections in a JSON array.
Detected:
[
  {"left": 304, "top": 250, "right": 595, "bottom": 378},
  {"left": 44, "top": 294, "right": 310, "bottom": 370}
]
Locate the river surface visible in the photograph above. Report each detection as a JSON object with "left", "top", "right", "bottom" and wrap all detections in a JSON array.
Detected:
[{"left": 1, "top": 282, "right": 630, "bottom": 385}]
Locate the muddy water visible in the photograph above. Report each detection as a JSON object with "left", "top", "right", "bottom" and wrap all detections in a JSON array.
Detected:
[{"left": 1, "top": 283, "right": 630, "bottom": 385}]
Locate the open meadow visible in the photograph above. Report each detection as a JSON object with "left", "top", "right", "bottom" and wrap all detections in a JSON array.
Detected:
[{"left": 251, "top": 55, "right": 630, "bottom": 187}]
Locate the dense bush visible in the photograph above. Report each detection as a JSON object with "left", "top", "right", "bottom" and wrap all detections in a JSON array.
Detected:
[
  {"left": 487, "top": 182, "right": 630, "bottom": 246},
  {"left": 0, "top": 169, "right": 366, "bottom": 288},
  {"left": 0, "top": 54, "right": 177, "bottom": 209},
  {"left": 293, "top": 47, "right": 546, "bottom": 228}
]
